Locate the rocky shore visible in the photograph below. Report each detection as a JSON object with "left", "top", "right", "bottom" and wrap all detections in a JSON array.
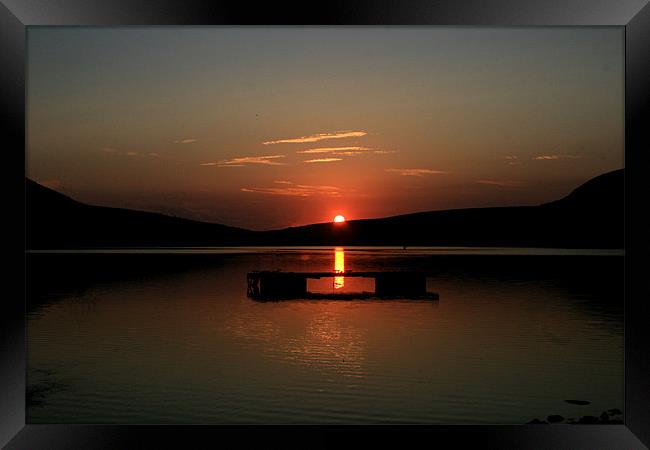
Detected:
[{"left": 527, "top": 401, "right": 623, "bottom": 424}]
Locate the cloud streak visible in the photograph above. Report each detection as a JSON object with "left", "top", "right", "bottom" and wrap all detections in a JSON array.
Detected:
[
  {"left": 200, "top": 162, "right": 244, "bottom": 167},
  {"left": 476, "top": 180, "right": 526, "bottom": 187},
  {"left": 297, "top": 146, "right": 372, "bottom": 154},
  {"left": 533, "top": 154, "right": 582, "bottom": 160},
  {"left": 385, "top": 169, "right": 446, "bottom": 177},
  {"left": 174, "top": 138, "right": 197, "bottom": 144},
  {"left": 39, "top": 179, "right": 62, "bottom": 189},
  {"left": 100, "top": 147, "right": 160, "bottom": 159},
  {"left": 241, "top": 182, "right": 343, "bottom": 197},
  {"left": 263, "top": 131, "right": 367, "bottom": 145},
  {"left": 298, "top": 147, "right": 396, "bottom": 160},
  {"left": 201, "top": 155, "right": 286, "bottom": 167},
  {"left": 501, "top": 155, "right": 522, "bottom": 166},
  {"left": 303, "top": 158, "right": 343, "bottom": 163}
]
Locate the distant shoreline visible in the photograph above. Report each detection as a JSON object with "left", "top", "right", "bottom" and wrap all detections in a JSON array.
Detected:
[
  {"left": 27, "top": 169, "right": 624, "bottom": 250},
  {"left": 26, "top": 246, "right": 625, "bottom": 256}
]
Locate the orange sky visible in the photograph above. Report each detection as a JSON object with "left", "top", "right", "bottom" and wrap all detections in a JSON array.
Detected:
[{"left": 27, "top": 27, "right": 624, "bottom": 230}]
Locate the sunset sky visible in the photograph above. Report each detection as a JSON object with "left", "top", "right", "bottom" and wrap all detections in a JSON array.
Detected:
[{"left": 27, "top": 27, "right": 623, "bottom": 230}]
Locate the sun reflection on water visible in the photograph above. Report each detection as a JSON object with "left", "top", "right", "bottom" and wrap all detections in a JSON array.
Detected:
[{"left": 334, "top": 247, "right": 344, "bottom": 289}]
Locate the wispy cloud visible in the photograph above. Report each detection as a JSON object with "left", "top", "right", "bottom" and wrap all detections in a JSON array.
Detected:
[
  {"left": 274, "top": 180, "right": 293, "bottom": 185},
  {"left": 298, "top": 146, "right": 395, "bottom": 158},
  {"left": 225, "top": 155, "right": 286, "bottom": 165},
  {"left": 476, "top": 180, "right": 526, "bottom": 187},
  {"left": 241, "top": 183, "right": 343, "bottom": 197},
  {"left": 385, "top": 169, "right": 446, "bottom": 177},
  {"left": 174, "top": 138, "right": 197, "bottom": 144},
  {"left": 263, "top": 131, "right": 367, "bottom": 145},
  {"left": 201, "top": 162, "right": 244, "bottom": 167},
  {"left": 303, "top": 158, "right": 343, "bottom": 164},
  {"left": 201, "top": 155, "right": 286, "bottom": 167},
  {"left": 297, "top": 146, "right": 372, "bottom": 154},
  {"left": 501, "top": 155, "right": 522, "bottom": 166},
  {"left": 100, "top": 147, "right": 161, "bottom": 159},
  {"left": 39, "top": 179, "right": 62, "bottom": 189},
  {"left": 533, "top": 154, "right": 582, "bottom": 161},
  {"left": 333, "top": 151, "right": 366, "bottom": 156}
]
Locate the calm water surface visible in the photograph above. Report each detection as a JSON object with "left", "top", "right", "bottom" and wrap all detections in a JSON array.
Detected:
[{"left": 27, "top": 248, "right": 623, "bottom": 424}]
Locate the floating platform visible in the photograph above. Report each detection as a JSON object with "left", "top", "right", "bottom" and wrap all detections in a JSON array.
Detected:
[{"left": 246, "top": 270, "right": 439, "bottom": 301}]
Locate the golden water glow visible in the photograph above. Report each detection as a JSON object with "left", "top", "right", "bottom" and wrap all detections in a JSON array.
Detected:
[
  {"left": 334, "top": 247, "right": 345, "bottom": 290},
  {"left": 334, "top": 215, "right": 346, "bottom": 223}
]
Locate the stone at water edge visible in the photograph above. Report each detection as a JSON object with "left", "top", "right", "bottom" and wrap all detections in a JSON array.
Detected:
[
  {"left": 577, "top": 415, "right": 600, "bottom": 424},
  {"left": 527, "top": 418, "right": 549, "bottom": 424}
]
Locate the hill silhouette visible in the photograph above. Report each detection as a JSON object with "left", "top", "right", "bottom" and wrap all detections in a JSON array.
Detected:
[
  {"left": 267, "top": 169, "right": 624, "bottom": 248},
  {"left": 26, "top": 179, "right": 253, "bottom": 249},
  {"left": 26, "top": 169, "right": 623, "bottom": 249}
]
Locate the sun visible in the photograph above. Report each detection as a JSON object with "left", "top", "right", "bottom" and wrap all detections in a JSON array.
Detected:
[{"left": 333, "top": 215, "right": 346, "bottom": 223}]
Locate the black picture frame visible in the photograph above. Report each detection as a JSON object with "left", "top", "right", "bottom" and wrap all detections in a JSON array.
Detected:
[{"left": 2, "top": 1, "right": 649, "bottom": 448}]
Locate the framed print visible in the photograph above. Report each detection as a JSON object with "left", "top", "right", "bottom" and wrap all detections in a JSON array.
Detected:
[{"left": 2, "top": 0, "right": 649, "bottom": 448}]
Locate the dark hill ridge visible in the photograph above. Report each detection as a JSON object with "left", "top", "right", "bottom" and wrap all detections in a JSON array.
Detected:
[
  {"left": 267, "top": 169, "right": 623, "bottom": 248},
  {"left": 541, "top": 169, "right": 623, "bottom": 211},
  {"left": 26, "top": 179, "right": 253, "bottom": 249},
  {"left": 26, "top": 169, "right": 623, "bottom": 249}
]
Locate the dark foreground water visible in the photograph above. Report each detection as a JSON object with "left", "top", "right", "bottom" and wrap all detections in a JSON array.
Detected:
[{"left": 26, "top": 248, "right": 623, "bottom": 424}]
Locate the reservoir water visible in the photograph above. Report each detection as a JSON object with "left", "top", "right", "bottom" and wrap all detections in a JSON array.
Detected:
[{"left": 26, "top": 247, "right": 623, "bottom": 424}]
